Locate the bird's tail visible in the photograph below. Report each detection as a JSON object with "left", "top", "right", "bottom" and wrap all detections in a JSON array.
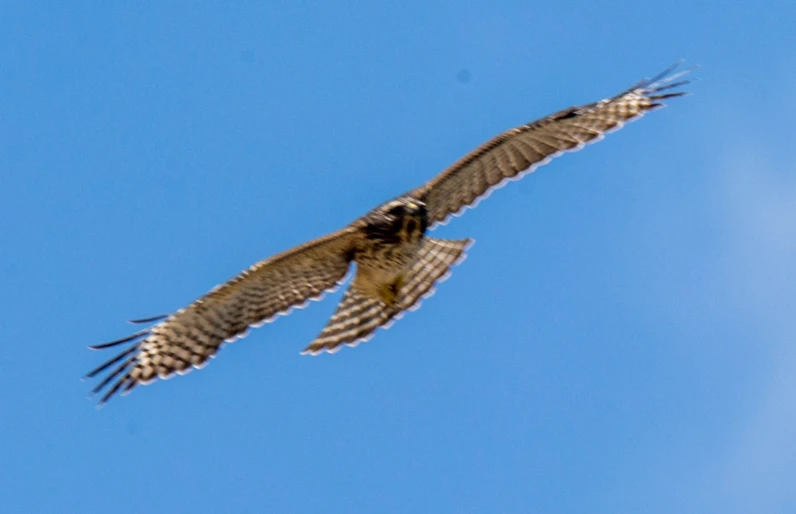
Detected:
[{"left": 301, "top": 237, "right": 473, "bottom": 355}]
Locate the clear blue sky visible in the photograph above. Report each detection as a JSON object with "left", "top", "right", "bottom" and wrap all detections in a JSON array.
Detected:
[{"left": 2, "top": 2, "right": 795, "bottom": 513}]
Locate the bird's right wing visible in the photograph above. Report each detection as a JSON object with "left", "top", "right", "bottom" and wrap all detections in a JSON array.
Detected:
[
  {"left": 85, "top": 226, "right": 362, "bottom": 405},
  {"left": 413, "top": 62, "right": 694, "bottom": 228}
]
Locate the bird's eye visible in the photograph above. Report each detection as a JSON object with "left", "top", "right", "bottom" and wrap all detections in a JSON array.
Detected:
[{"left": 386, "top": 204, "right": 404, "bottom": 217}]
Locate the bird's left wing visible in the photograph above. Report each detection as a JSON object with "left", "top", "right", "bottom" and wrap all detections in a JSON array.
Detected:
[
  {"left": 85, "top": 226, "right": 362, "bottom": 405},
  {"left": 412, "top": 62, "right": 694, "bottom": 228}
]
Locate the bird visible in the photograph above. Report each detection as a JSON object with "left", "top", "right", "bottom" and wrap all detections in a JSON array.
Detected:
[{"left": 85, "top": 62, "right": 694, "bottom": 405}]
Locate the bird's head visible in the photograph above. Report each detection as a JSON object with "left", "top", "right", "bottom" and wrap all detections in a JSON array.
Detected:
[{"left": 364, "top": 196, "right": 428, "bottom": 243}]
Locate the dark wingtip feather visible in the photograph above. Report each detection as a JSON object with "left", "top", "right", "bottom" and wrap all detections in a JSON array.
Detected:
[
  {"left": 645, "top": 63, "right": 697, "bottom": 91},
  {"left": 88, "top": 329, "right": 149, "bottom": 350},
  {"left": 90, "top": 354, "right": 136, "bottom": 397},
  {"left": 120, "top": 379, "right": 138, "bottom": 396},
  {"left": 648, "top": 79, "right": 691, "bottom": 94},
  {"left": 611, "top": 61, "right": 695, "bottom": 103},
  {"left": 84, "top": 345, "right": 139, "bottom": 379},
  {"left": 648, "top": 91, "right": 691, "bottom": 101},
  {"left": 645, "top": 59, "right": 686, "bottom": 86},
  {"left": 128, "top": 314, "right": 168, "bottom": 325},
  {"left": 99, "top": 379, "right": 128, "bottom": 405}
]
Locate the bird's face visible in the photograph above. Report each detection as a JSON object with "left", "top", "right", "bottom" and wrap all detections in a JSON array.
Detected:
[{"left": 365, "top": 197, "right": 428, "bottom": 244}]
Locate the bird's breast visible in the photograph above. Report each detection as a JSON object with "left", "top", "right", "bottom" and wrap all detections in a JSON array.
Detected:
[{"left": 354, "top": 236, "right": 424, "bottom": 290}]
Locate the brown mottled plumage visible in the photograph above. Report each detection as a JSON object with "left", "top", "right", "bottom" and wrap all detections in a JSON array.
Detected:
[{"left": 86, "top": 63, "right": 693, "bottom": 405}]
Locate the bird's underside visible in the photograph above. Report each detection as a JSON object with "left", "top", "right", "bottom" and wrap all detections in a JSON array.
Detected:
[{"left": 86, "top": 62, "right": 694, "bottom": 405}]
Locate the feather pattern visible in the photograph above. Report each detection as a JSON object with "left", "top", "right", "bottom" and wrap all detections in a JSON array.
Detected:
[
  {"left": 413, "top": 62, "right": 694, "bottom": 227},
  {"left": 301, "top": 237, "right": 472, "bottom": 355},
  {"left": 86, "top": 228, "right": 361, "bottom": 405}
]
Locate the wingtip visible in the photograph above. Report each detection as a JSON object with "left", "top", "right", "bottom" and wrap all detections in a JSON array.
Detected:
[
  {"left": 127, "top": 314, "right": 168, "bottom": 325},
  {"left": 649, "top": 61, "right": 698, "bottom": 88},
  {"left": 88, "top": 329, "right": 149, "bottom": 350},
  {"left": 630, "top": 61, "right": 698, "bottom": 100},
  {"left": 648, "top": 60, "right": 683, "bottom": 84}
]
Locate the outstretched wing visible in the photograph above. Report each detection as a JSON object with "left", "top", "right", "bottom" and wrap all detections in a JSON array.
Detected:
[
  {"left": 413, "top": 62, "right": 694, "bottom": 227},
  {"left": 85, "top": 227, "right": 362, "bottom": 405},
  {"left": 301, "top": 237, "right": 472, "bottom": 355}
]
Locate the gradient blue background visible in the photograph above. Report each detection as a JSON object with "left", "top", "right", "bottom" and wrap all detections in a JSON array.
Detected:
[{"left": 2, "top": 2, "right": 795, "bottom": 513}]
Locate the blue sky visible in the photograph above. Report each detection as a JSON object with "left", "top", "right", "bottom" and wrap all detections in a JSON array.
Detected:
[{"left": 2, "top": 2, "right": 795, "bottom": 513}]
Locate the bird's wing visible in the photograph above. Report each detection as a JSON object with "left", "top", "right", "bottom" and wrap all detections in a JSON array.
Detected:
[
  {"left": 85, "top": 226, "right": 362, "bottom": 405},
  {"left": 412, "top": 62, "right": 694, "bottom": 228}
]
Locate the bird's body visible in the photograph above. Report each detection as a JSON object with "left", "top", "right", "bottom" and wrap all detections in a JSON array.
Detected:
[
  {"left": 354, "top": 197, "right": 429, "bottom": 306},
  {"left": 86, "top": 62, "right": 694, "bottom": 405}
]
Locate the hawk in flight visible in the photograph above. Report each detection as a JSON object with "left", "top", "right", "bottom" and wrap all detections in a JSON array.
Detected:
[{"left": 86, "top": 63, "right": 693, "bottom": 405}]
